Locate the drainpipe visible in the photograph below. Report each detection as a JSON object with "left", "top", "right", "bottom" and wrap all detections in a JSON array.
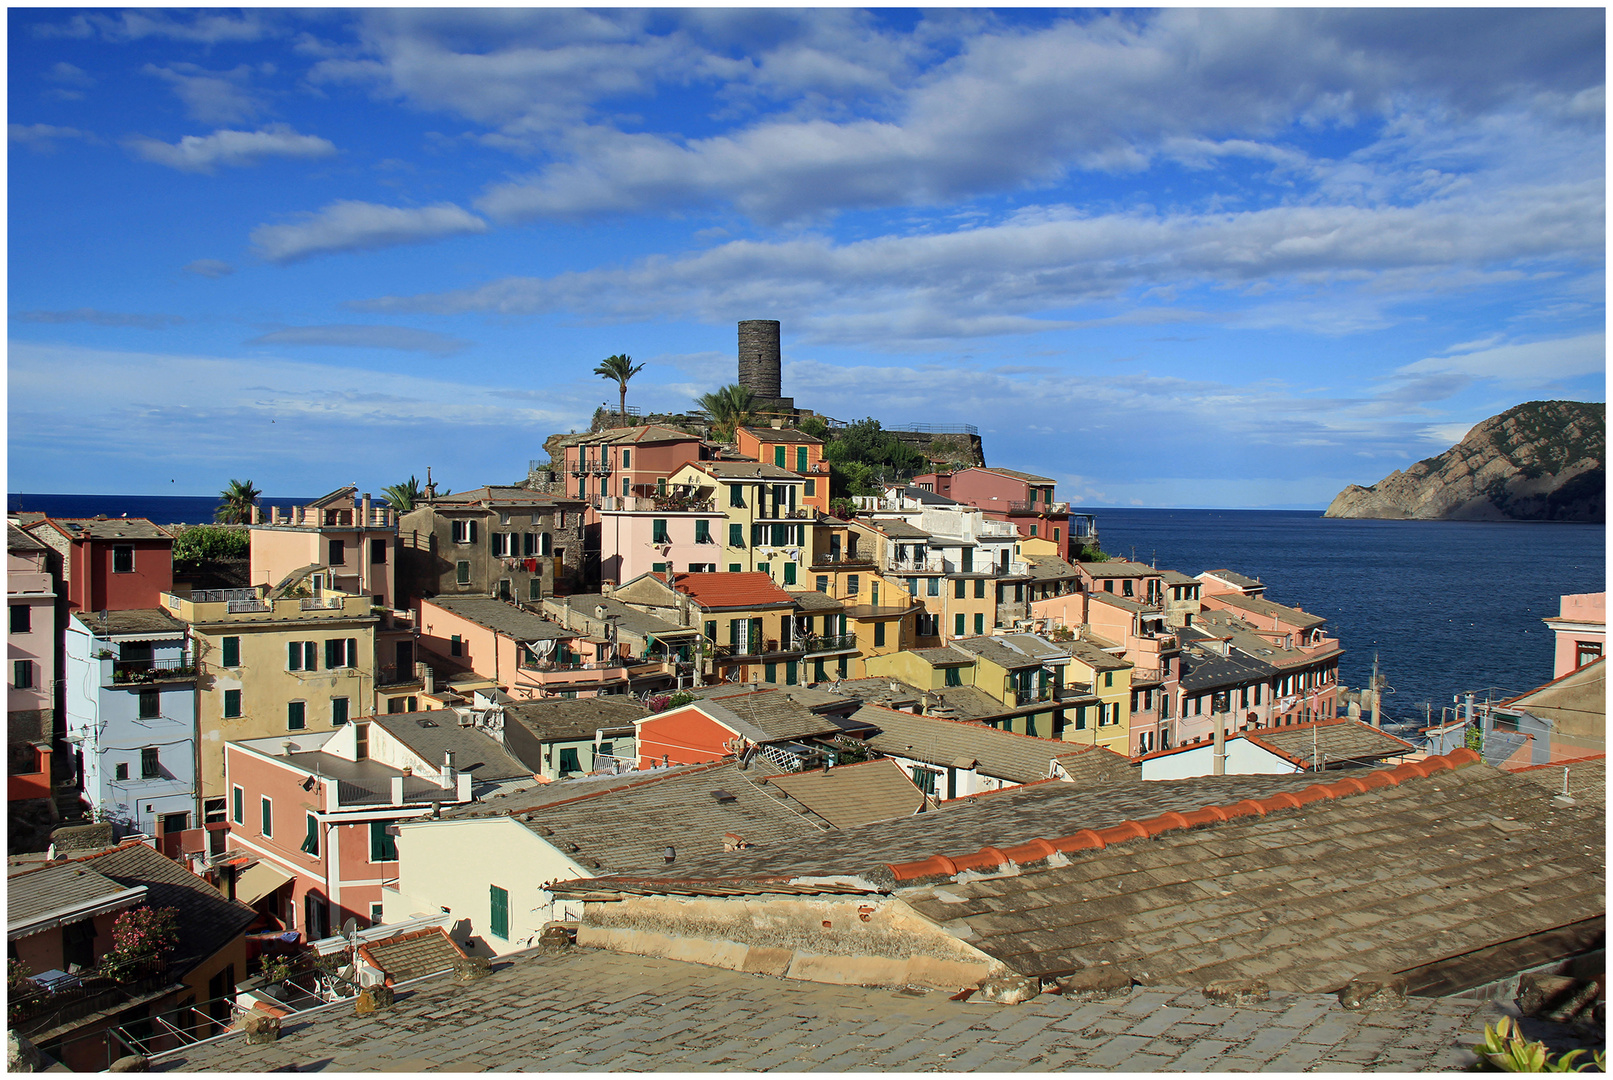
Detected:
[{"left": 1212, "top": 705, "right": 1226, "bottom": 776}]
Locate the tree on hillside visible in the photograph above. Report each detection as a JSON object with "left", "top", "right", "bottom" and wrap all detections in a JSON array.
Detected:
[
  {"left": 383, "top": 476, "right": 428, "bottom": 513},
  {"left": 696, "top": 383, "right": 758, "bottom": 441},
  {"left": 214, "top": 479, "right": 260, "bottom": 524},
  {"left": 172, "top": 525, "right": 249, "bottom": 566},
  {"left": 823, "top": 418, "right": 927, "bottom": 497},
  {"left": 594, "top": 354, "right": 645, "bottom": 422}
]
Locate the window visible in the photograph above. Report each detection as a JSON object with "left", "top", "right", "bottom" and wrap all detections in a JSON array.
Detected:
[
  {"left": 1253, "top": 682, "right": 1261, "bottom": 706},
  {"left": 774, "top": 445, "right": 786, "bottom": 467},
  {"left": 960, "top": 548, "right": 973, "bottom": 572},
  {"left": 651, "top": 562, "right": 668, "bottom": 575},
  {"left": 1030, "top": 525, "right": 1038, "bottom": 537},
  {"left": 370, "top": 904, "right": 384, "bottom": 926},
  {"left": 489, "top": 885, "right": 510, "bottom": 940},
  {"left": 331, "top": 697, "right": 349, "bottom": 726},
  {"left": 910, "top": 766, "right": 938, "bottom": 795},
  {"left": 361, "top": 818, "right": 397, "bottom": 863},
  {"left": 927, "top": 577, "right": 940, "bottom": 597},
  {"left": 1123, "top": 579, "right": 1134, "bottom": 597},
  {"left": 224, "top": 689, "right": 242, "bottom": 718},
  {"left": 945, "top": 665, "right": 963, "bottom": 687},
  {"left": 450, "top": 635, "right": 462, "bottom": 657},
  {"left": 756, "top": 562, "right": 770, "bottom": 578},
  {"left": 1161, "top": 695, "right": 1172, "bottom": 719},
  {"left": 324, "top": 638, "right": 357, "bottom": 669},
  {"left": 729, "top": 523, "right": 744, "bottom": 548},
  {"left": 221, "top": 636, "right": 240, "bottom": 667},
  {"left": 301, "top": 813, "right": 320, "bottom": 856},
  {"left": 1014, "top": 583, "right": 1023, "bottom": 602},
  {"left": 729, "top": 485, "right": 745, "bottom": 508},
  {"left": 261, "top": 797, "right": 273, "bottom": 838},
  {"left": 529, "top": 577, "right": 542, "bottom": 601},
  {"left": 796, "top": 446, "right": 808, "bottom": 473},
  {"left": 288, "top": 701, "right": 306, "bottom": 730},
  {"left": 12, "top": 660, "right": 33, "bottom": 690},
  {"left": 621, "top": 449, "right": 631, "bottom": 468},
  {"left": 10, "top": 605, "right": 29, "bottom": 634},
  {"left": 498, "top": 579, "right": 512, "bottom": 600},
  {"left": 204, "top": 797, "right": 227, "bottom": 824},
  {"left": 1577, "top": 641, "right": 1603, "bottom": 669},
  {"left": 139, "top": 690, "right": 160, "bottom": 720},
  {"left": 371, "top": 538, "right": 387, "bottom": 564},
  {"left": 729, "top": 564, "right": 743, "bottom": 573},
  {"left": 114, "top": 762, "right": 129, "bottom": 781},
  {"left": 974, "top": 579, "right": 986, "bottom": 599},
  {"left": 232, "top": 786, "right": 244, "bottom": 824},
  {"left": 329, "top": 540, "right": 345, "bottom": 566},
  {"left": 455, "top": 560, "right": 471, "bottom": 585},
  {"left": 491, "top": 532, "right": 515, "bottom": 557},
  {"left": 652, "top": 519, "right": 669, "bottom": 544},
  {"left": 1053, "top": 528, "right": 1061, "bottom": 542},
  {"left": 695, "top": 520, "right": 711, "bottom": 544},
  {"left": 954, "top": 579, "right": 966, "bottom": 599},
  {"left": 816, "top": 575, "right": 828, "bottom": 593},
  {"left": 1104, "top": 580, "right": 1114, "bottom": 593},
  {"left": 783, "top": 563, "right": 797, "bottom": 586},
  {"left": 288, "top": 641, "right": 317, "bottom": 671},
  {"left": 113, "top": 545, "right": 134, "bottom": 573},
  {"left": 804, "top": 479, "right": 816, "bottom": 497},
  {"left": 974, "top": 613, "right": 985, "bottom": 635},
  {"left": 847, "top": 575, "right": 860, "bottom": 595},
  {"left": 764, "top": 662, "right": 777, "bottom": 683},
  {"left": 451, "top": 520, "right": 478, "bottom": 544},
  {"left": 1104, "top": 671, "right": 1113, "bottom": 688},
  {"left": 955, "top": 613, "right": 965, "bottom": 637},
  {"left": 873, "top": 622, "right": 886, "bottom": 648},
  {"left": 140, "top": 746, "right": 160, "bottom": 779},
  {"left": 704, "top": 620, "right": 717, "bottom": 641}
]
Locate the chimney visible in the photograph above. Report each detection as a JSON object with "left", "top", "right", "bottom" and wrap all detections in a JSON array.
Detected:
[
  {"left": 417, "top": 663, "right": 435, "bottom": 696},
  {"left": 602, "top": 581, "right": 615, "bottom": 598},
  {"left": 270, "top": 505, "right": 281, "bottom": 525},
  {"left": 441, "top": 750, "right": 457, "bottom": 791},
  {"left": 770, "top": 419, "right": 783, "bottom": 429},
  {"left": 362, "top": 493, "right": 372, "bottom": 526},
  {"left": 251, "top": 503, "right": 262, "bottom": 525}
]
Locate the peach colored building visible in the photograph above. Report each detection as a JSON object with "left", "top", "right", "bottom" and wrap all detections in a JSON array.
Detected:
[
  {"left": 418, "top": 596, "right": 638, "bottom": 700},
  {"left": 563, "top": 424, "right": 707, "bottom": 518},
  {"left": 598, "top": 495, "right": 726, "bottom": 584},
  {"left": 250, "top": 486, "right": 399, "bottom": 610},
  {"left": 734, "top": 422, "right": 829, "bottom": 515},
  {"left": 1544, "top": 592, "right": 1605, "bottom": 679}
]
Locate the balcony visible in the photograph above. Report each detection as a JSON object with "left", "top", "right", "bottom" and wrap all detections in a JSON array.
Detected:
[
  {"left": 8, "top": 953, "right": 171, "bottom": 1039},
  {"left": 756, "top": 508, "right": 811, "bottom": 522},
  {"left": 598, "top": 494, "right": 718, "bottom": 514},
  {"left": 111, "top": 656, "right": 197, "bottom": 684},
  {"left": 191, "top": 588, "right": 260, "bottom": 604},
  {"left": 887, "top": 555, "right": 947, "bottom": 574},
  {"left": 590, "top": 462, "right": 612, "bottom": 475},
  {"left": 709, "top": 639, "right": 801, "bottom": 662},
  {"left": 811, "top": 552, "right": 873, "bottom": 568},
  {"left": 1005, "top": 500, "right": 1071, "bottom": 515},
  {"left": 800, "top": 633, "right": 859, "bottom": 654}
]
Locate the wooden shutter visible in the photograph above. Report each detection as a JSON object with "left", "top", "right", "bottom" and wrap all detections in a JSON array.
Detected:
[
  {"left": 304, "top": 642, "right": 318, "bottom": 671},
  {"left": 490, "top": 885, "right": 509, "bottom": 940},
  {"left": 288, "top": 641, "right": 301, "bottom": 670},
  {"left": 348, "top": 639, "right": 358, "bottom": 669},
  {"left": 325, "top": 640, "right": 337, "bottom": 670},
  {"left": 222, "top": 637, "right": 239, "bottom": 667}
]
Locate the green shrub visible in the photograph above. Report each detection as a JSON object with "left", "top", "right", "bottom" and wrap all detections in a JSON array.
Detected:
[{"left": 172, "top": 525, "right": 248, "bottom": 565}]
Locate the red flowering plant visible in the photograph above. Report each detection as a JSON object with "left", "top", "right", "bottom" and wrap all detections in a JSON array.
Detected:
[{"left": 102, "top": 906, "right": 181, "bottom": 981}]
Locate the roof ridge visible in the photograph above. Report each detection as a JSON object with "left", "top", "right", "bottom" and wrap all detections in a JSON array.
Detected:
[
  {"left": 498, "top": 758, "right": 729, "bottom": 815},
  {"left": 885, "top": 747, "right": 1483, "bottom": 883}
]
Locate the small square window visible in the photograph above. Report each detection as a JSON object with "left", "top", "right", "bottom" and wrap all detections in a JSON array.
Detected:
[
  {"left": 113, "top": 545, "right": 134, "bottom": 573},
  {"left": 456, "top": 561, "right": 471, "bottom": 584},
  {"left": 329, "top": 540, "right": 345, "bottom": 566},
  {"left": 288, "top": 701, "right": 306, "bottom": 730},
  {"left": 223, "top": 688, "right": 242, "bottom": 718},
  {"left": 10, "top": 605, "right": 29, "bottom": 634},
  {"left": 138, "top": 690, "right": 160, "bottom": 720},
  {"left": 12, "top": 660, "right": 33, "bottom": 690},
  {"left": 115, "top": 762, "right": 130, "bottom": 781}
]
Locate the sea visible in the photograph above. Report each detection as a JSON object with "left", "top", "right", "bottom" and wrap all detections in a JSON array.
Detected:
[{"left": 10, "top": 494, "right": 1605, "bottom": 729}]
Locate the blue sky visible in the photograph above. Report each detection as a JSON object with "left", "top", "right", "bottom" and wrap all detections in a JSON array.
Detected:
[{"left": 8, "top": 8, "right": 1605, "bottom": 508}]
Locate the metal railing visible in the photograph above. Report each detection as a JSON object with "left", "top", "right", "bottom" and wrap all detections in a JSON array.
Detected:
[
  {"left": 8, "top": 953, "right": 169, "bottom": 1036},
  {"left": 891, "top": 422, "right": 979, "bottom": 436},
  {"left": 111, "top": 656, "right": 197, "bottom": 682},
  {"left": 192, "top": 588, "right": 260, "bottom": 604},
  {"left": 226, "top": 599, "right": 272, "bottom": 613},
  {"left": 519, "top": 654, "right": 629, "bottom": 673},
  {"left": 812, "top": 552, "right": 871, "bottom": 566},
  {"left": 299, "top": 597, "right": 343, "bottom": 610},
  {"left": 1006, "top": 500, "right": 1071, "bottom": 515},
  {"left": 801, "top": 633, "right": 859, "bottom": 653}
]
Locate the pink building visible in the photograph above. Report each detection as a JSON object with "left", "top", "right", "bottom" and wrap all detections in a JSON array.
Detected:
[
  {"left": 563, "top": 425, "right": 707, "bottom": 519},
  {"left": 1543, "top": 592, "right": 1605, "bottom": 679},
  {"left": 251, "top": 486, "right": 399, "bottom": 611},
  {"left": 598, "top": 495, "right": 726, "bottom": 584},
  {"left": 8, "top": 525, "right": 57, "bottom": 810},
  {"left": 418, "top": 596, "right": 642, "bottom": 700},
  {"left": 21, "top": 516, "right": 173, "bottom": 615},
  {"left": 914, "top": 466, "right": 1079, "bottom": 560},
  {"left": 222, "top": 715, "right": 529, "bottom": 939}
]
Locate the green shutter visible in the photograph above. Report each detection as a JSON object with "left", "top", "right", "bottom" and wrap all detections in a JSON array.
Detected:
[
  {"left": 468, "top": 520, "right": 478, "bottom": 544},
  {"left": 490, "top": 885, "right": 509, "bottom": 940},
  {"left": 785, "top": 660, "right": 798, "bottom": 685},
  {"left": 221, "top": 636, "right": 240, "bottom": 667},
  {"left": 955, "top": 613, "right": 965, "bottom": 637},
  {"left": 874, "top": 622, "right": 885, "bottom": 647},
  {"left": 288, "top": 701, "right": 305, "bottom": 730},
  {"left": 301, "top": 814, "right": 319, "bottom": 855},
  {"left": 332, "top": 697, "right": 349, "bottom": 725},
  {"left": 774, "top": 445, "right": 786, "bottom": 467},
  {"left": 729, "top": 620, "right": 738, "bottom": 646},
  {"left": 305, "top": 642, "right": 318, "bottom": 670},
  {"left": 325, "top": 640, "right": 337, "bottom": 670},
  {"left": 348, "top": 639, "right": 358, "bottom": 670},
  {"left": 370, "top": 820, "right": 397, "bottom": 862},
  {"left": 764, "top": 662, "right": 777, "bottom": 683},
  {"left": 232, "top": 786, "right": 243, "bottom": 824},
  {"left": 796, "top": 446, "right": 808, "bottom": 473},
  {"left": 224, "top": 689, "right": 241, "bottom": 718},
  {"left": 704, "top": 620, "right": 717, "bottom": 641},
  {"left": 288, "top": 641, "right": 301, "bottom": 670},
  {"left": 730, "top": 523, "right": 743, "bottom": 547},
  {"left": 974, "top": 613, "right": 984, "bottom": 635},
  {"left": 783, "top": 563, "right": 796, "bottom": 585},
  {"left": 653, "top": 519, "right": 668, "bottom": 543}
]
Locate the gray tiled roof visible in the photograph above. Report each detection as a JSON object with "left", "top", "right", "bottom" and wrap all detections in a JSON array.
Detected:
[
  {"left": 785, "top": 590, "right": 845, "bottom": 612},
  {"left": 690, "top": 687, "right": 859, "bottom": 744},
  {"left": 953, "top": 634, "right": 1069, "bottom": 670},
  {"left": 739, "top": 425, "right": 823, "bottom": 444},
  {"left": 75, "top": 841, "right": 257, "bottom": 980},
  {"left": 1088, "top": 591, "right": 1153, "bottom": 614},
  {"left": 860, "top": 705, "right": 1127, "bottom": 784},
  {"left": 828, "top": 680, "right": 1010, "bottom": 723},
  {"left": 1176, "top": 643, "right": 1279, "bottom": 692},
  {"left": 48, "top": 822, "right": 115, "bottom": 854},
  {"left": 1251, "top": 719, "right": 1415, "bottom": 768},
  {"left": 427, "top": 597, "right": 571, "bottom": 641},
  {"left": 761, "top": 758, "right": 931, "bottom": 828},
  {"left": 8, "top": 523, "right": 47, "bottom": 552},
  {"left": 1205, "top": 591, "right": 1328, "bottom": 630},
  {"left": 1024, "top": 555, "right": 1079, "bottom": 581},
  {"left": 1065, "top": 639, "right": 1131, "bottom": 672},
  {"left": 693, "top": 461, "right": 803, "bottom": 481},
  {"left": 548, "top": 595, "right": 698, "bottom": 640},
  {"left": 512, "top": 760, "right": 832, "bottom": 874},
  {"left": 7, "top": 863, "right": 135, "bottom": 928},
  {"left": 891, "top": 487, "right": 960, "bottom": 506},
  {"left": 501, "top": 697, "right": 650, "bottom": 742},
  {"left": 76, "top": 608, "right": 189, "bottom": 638},
  {"left": 859, "top": 518, "right": 932, "bottom": 540},
  {"left": 1161, "top": 569, "right": 1198, "bottom": 584},
  {"left": 40, "top": 517, "right": 173, "bottom": 541},
  {"left": 371, "top": 712, "right": 535, "bottom": 780},
  {"left": 1079, "top": 559, "right": 1156, "bottom": 578},
  {"left": 898, "top": 760, "right": 1604, "bottom": 994},
  {"left": 1201, "top": 568, "right": 1264, "bottom": 590},
  {"left": 907, "top": 647, "right": 975, "bottom": 667},
  {"left": 1190, "top": 610, "right": 1328, "bottom": 670},
  {"left": 968, "top": 466, "right": 1056, "bottom": 484},
  {"left": 429, "top": 486, "right": 571, "bottom": 506}
]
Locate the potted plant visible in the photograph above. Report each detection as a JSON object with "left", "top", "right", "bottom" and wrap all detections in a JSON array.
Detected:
[{"left": 102, "top": 905, "right": 180, "bottom": 983}]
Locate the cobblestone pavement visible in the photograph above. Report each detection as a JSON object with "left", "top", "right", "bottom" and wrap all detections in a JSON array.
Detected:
[{"left": 154, "top": 947, "right": 1590, "bottom": 1073}]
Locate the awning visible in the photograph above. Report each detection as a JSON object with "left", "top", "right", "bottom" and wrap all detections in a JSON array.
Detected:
[{"left": 235, "top": 862, "right": 294, "bottom": 906}]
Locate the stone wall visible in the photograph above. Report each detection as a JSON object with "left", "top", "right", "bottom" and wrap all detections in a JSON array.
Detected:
[{"left": 737, "top": 320, "right": 782, "bottom": 400}]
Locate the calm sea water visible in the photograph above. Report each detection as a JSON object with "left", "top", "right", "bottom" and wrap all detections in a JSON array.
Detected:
[
  {"left": 1084, "top": 508, "right": 1606, "bottom": 726},
  {"left": 11, "top": 494, "right": 1603, "bottom": 725}
]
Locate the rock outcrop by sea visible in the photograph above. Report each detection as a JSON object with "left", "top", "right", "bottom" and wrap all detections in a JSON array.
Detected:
[{"left": 1324, "top": 400, "right": 1605, "bottom": 522}]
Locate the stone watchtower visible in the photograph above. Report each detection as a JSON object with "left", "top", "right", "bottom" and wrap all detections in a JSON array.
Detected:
[{"left": 736, "top": 319, "right": 795, "bottom": 415}]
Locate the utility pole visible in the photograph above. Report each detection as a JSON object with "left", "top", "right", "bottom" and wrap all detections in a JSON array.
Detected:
[{"left": 1367, "top": 652, "right": 1381, "bottom": 728}]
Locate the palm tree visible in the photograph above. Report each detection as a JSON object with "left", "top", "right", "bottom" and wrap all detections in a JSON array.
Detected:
[
  {"left": 696, "top": 383, "right": 758, "bottom": 441},
  {"left": 593, "top": 354, "right": 645, "bottom": 423},
  {"left": 383, "top": 476, "right": 428, "bottom": 513},
  {"left": 214, "top": 479, "right": 261, "bottom": 524}
]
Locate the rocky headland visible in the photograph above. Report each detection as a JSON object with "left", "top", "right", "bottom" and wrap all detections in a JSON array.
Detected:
[{"left": 1324, "top": 400, "right": 1605, "bottom": 522}]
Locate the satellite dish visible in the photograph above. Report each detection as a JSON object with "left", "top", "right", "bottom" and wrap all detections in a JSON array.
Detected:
[{"left": 342, "top": 916, "right": 358, "bottom": 940}]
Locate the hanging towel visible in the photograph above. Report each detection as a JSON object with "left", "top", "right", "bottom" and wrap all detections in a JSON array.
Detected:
[{"left": 524, "top": 558, "right": 538, "bottom": 572}]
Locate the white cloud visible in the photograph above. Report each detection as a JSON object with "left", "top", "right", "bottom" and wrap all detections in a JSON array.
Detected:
[
  {"left": 44, "top": 62, "right": 95, "bottom": 88},
  {"left": 38, "top": 11, "right": 273, "bottom": 44},
  {"left": 247, "top": 325, "right": 470, "bottom": 356},
  {"left": 142, "top": 63, "right": 270, "bottom": 125},
  {"left": 12, "top": 308, "right": 183, "bottom": 329},
  {"left": 126, "top": 125, "right": 337, "bottom": 173},
  {"left": 250, "top": 201, "right": 488, "bottom": 263},
  {"left": 183, "top": 259, "right": 235, "bottom": 278},
  {"left": 1398, "top": 333, "right": 1606, "bottom": 383},
  {"left": 8, "top": 124, "right": 96, "bottom": 149}
]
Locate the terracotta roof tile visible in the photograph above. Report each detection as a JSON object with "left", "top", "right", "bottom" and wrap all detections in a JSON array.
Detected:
[{"left": 670, "top": 572, "right": 796, "bottom": 610}]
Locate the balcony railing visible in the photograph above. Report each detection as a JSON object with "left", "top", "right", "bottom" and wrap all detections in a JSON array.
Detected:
[
  {"left": 519, "top": 654, "right": 629, "bottom": 673},
  {"left": 191, "top": 588, "right": 260, "bottom": 604},
  {"left": 112, "top": 657, "right": 197, "bottom": 683},
  {"left": 226, "top": 599, "right": 272, "bottom": 613},
  {"left": 887, "top": 556, "right": 947, "bottom": 574},
  {"left": 812, "top": 552, "right": 872, "bottom": 567},
  {"left": 1005, "top": 500, "right": 1071, "bottom": 515},
  {"left": 299, "top": 597, "right": 343, "bottom": 610},
  {"left": 8, "top": 953, "right": 169, "bottom": 1036},
  {"left": 801, "top": 633, "right": 859, "bottom": 653}
]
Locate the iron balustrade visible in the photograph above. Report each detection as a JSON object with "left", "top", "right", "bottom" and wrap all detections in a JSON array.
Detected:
[
  {"left": 111, "top": 656, "right": 197, "bottom": 683},
  {"left": 191, "top": 588, "right": 260, "bottom": 604},
  {"left": 801, "top": 633, "right": 859, "bottom": 652}
]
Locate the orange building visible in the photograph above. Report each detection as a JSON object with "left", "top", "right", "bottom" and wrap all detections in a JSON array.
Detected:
[{"left": 734, "top": 422, "right": 829, "bottom": 515}]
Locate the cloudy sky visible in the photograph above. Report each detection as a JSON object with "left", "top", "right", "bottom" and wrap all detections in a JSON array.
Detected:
[{"left": 8, "top": 8, "right": 1605, "bottom": 507}]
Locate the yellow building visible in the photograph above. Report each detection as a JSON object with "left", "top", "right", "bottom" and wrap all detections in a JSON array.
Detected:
[
  {"left": 667, "top": 461, "right": 809, "bottom": 589},
  {"left": 165, "top": 577, "right": 377, "bottom": 810},
  {"left": 862, "top": 646, "right": 976, "bottom": 690},
  {"left": 799, "top": 518, "right": 919, "bottom": 678},
  {"left": 1063, "top": 638, "right": 1134, "bottom": 754},
  {"left": 950, "top": 634, "right": 1073, "bottom": 740}
]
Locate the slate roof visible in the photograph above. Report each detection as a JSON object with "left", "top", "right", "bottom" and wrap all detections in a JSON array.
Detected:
[
  {"left": 1064, "top": 639, "right": 1131, "bottom": 673},
  {"left": 549, "top": 595, "right": 698, "bottom": 640},
  {"left": 360, "top": 928, "right": 467, "bottom": 982},
  {"left": 1201, "top": 568, "right": 1264, "bottom": 590},
  {"left": 48, "top": 822, "right": 115, "bottom": 855},
  {"left": 1161, "top": 569, "right": 1198, "bottom": 585},
  {"left": 1079, "top": 560, "right": 1156, "bottom": 578},
  {"left": 687, "top": 461, "right": 803, "bottom": 482},
  {"left": 907, "top": 647, "right": 976, "bottom": 667},
  {"left": 1024, "top": 555, "right": 1079, "bottom": 582},
  {"left": 370, "top": 712, "right": 534, "bottom": 780},
  {"left": 8, "top": 523, "right": 46, "bottom": 552},
  {"left": 670, "top": 572, "right": 796, "bottom": 610},
  {"left": 688, "top": 683, "right": 857, "bottom": 714},
  {"left": 1205, "top": 591, "right": 1328, "bottom": 630},
  {"left": 967, "top": 466, "right": 1056, "bottom": 484},
  {"left": 891, "top": 487, "right": 961, "bottom": 506},
  {"left": 1190, "top": 609, "right": 1335, "bottom": 669},
  {"left": 426, "top": 597, "right": 571, "bottom": 641},
  {"left": 785, "top": 590, "right": 845, "bottom": 612},
  {"left": 1176, "top": 644, "right": 1279, "bottom": 692},
  {"left": 492, "top": 760, "right": 832, "bottom": 875},
  {"left": 826, "top": 680, "right": 1010, "bottom": 723},
  {"left": 75, "top": 841, "right": 257, "bottom": 980},
  {"left": 1509, "top": 755, "right": 1606, "bottom": 807},
  {"left": 429, "top": 486, "right": 577, "bottom": 507},
  {"left": 952, "top": 634, "right": 1069, "bottom": 670},
  {"left": 685, "top": 687, "right": 860, "bottom": 744},
  {"left": 760, "top": 758, "right": 931, "bottom": 828},
  {"left": 501, "top": 697, "right": 649, "bottom": 742},
  {"left": 1251, "top": 718, "right": 1415, "bottom": 768},
  {"left": 1088, "top": 591, "right": 1154, "bottom": 615},
  {"left": 860, "top": 705, "right": 1128, "bottom": 785},
  {"left": 76, "top": 608, "right": 189, "bottom": 638},
  {"left": 8, "top": 863, "right": 138, "bottom": 930},
  {"left": 592, "top": 424, "right": 701, "bottom": 446},
  {"left": 858, "top": 518, "right": 931, "bottom": 540},
  {"left": 739, "top": 425, "right": 823, "bottom": 444},
  {"left": 38, "top": 517, "right": 172, "bottom": 541}
]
